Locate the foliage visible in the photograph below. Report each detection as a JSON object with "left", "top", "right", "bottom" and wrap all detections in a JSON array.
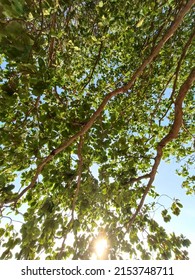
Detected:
[{"left": 0, "top": 0, "right": 194, "bottom": 260}]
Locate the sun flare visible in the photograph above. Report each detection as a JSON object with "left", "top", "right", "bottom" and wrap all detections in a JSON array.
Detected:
[{"left": 95, "top": 238, "right": 108, "bottom": 259}]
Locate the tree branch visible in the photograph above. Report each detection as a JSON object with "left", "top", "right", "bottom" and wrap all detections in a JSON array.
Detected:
[
  {"left": 48, "top": 12, "right": 57, "bottom": 67},
  {"left": 123, "top": 0, "right": 195, "bottom": 92},
  {"left": 172, "top": 27, "right": 195, "bottom": 98},
  {"left": 124, "top": 173, "right": 151, "bottom": 185},
  {"left": 57, "top": 136, "right": 84, "bottom": 259},
  {"left": 53, "top": 86, "right": 68, "bottom": 107},
  {"left": 127, "top": 67, "right": 195, "bottom": 230},
  {"left": 82, "top": 41, "right": 103, "bottom": 91},
  {"left": 7, "top": 0, "right": 194, "bottom": 206},
  {"left": 159, "top": 27, "right": 195, "bottom": 123},
  {"left": 149, "top": 74, "right": 174, "bottom": 128},
  {"left": 56, "top": 219, "right": 73, "bottom": 260},
  {"left": 71, "top": 136, "right": 84, "bottom": 220}
]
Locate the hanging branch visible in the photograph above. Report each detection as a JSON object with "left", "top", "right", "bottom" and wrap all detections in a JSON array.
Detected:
[
  {"left": 71, "top": 136, "right": 84, "bottom": 220},
  {"left": 57, "top": 136, "right": 84, "bottom": 259},
  {"left": 126, "top": 67, "right": 195, "bottom": 230},
  {"left": 56, "top": 219, "right": 73, "bottom": 260},
  {"left": 4, "top": 0, "right": 194, "bottom": 207}
]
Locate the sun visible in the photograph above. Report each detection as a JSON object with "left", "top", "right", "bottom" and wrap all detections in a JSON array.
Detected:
[{"left": 94, "top": 238, "right": 108, "bottom": 259}]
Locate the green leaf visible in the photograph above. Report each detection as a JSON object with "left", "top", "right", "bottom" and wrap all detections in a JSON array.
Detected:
[
  {"left": 182, "top": 238, "right": 191, "bottom": 247},
  {"left": 0, "top": 228, "right": 5, "bottom": 237},
  {"left": 136, "top": 18, "right": 144, "bottom": 27},
  {"left": 98, "top": 1, "right": 104, "bottom": 8},
  {"left": 5, "top": 22, "right": 23, "bottom": 35},
  {"left": 163, "top": 215, "right": 171, "bottom": 223}
]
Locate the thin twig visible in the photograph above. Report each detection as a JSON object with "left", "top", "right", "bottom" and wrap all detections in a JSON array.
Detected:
[
  {"left": 0, "top": 215, "right": 24, "bottom": 224},
  {"left": 48, "top": 12, "right": 57, "bottom": 67},
  {"left": 57, "top": 219, "right": 73, "bottom": 260},
  {"left": 71, "top": 136, "right": 84, "bottom": 220},
  {"left": 182, "top": 120, "right": 195, "bottom": 140},
  {"left": 81, "top": 41, "right": 103, "bottom": 91},
  {"left": 53, "top": 86, "right": 67, "bottom": 107},
  {"left": 149, "top": 74, "right": 174, "bottom": 128},
  {"left": 124, "top": 173, "right": 151, "bottom": 185}
]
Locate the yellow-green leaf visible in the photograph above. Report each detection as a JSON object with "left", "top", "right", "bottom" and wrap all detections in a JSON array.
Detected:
[
  {"left": 136, "top": 18, "right": 144, "bottom": 27},
  {"left": 99, "top": 1, "right": 104, "bottom": 8}
]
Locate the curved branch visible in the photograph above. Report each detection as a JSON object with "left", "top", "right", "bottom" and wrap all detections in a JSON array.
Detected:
[
  {"left": 7, "top": 0, "right": 194, "bottom": 206},
  {"left": 159, "top": 27, "right": 195, "bottom": 123},
  {"left": 127, "top": 67, "right": 195, "bottom": 229},
  {"left": 123, "top": 0, "right": 195, "bottom": 92},
  {"left": 172, "top": 27, "right": 195, "bottom": 98}
]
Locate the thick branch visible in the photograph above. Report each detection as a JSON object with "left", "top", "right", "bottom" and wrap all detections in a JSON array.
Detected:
[
  {"left": 8, "top": 1, "right": 194, "bottom": 205},
  {"left": 127, "top": 68, "right": 195, "bottom": 229}
]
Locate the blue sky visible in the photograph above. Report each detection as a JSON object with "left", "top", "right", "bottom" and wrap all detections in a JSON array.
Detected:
[{"left": 152, "top": 159, "right": 195, "bottom": 259}]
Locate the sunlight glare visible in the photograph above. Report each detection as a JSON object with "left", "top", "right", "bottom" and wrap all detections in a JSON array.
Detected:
[{"left": 95, "top": 238, "right": 107, "bottom": 259}]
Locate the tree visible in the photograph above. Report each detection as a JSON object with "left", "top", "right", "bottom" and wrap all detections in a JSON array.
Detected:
[{"left": 0, "top": 0, "right": 194, "bottom": 260}]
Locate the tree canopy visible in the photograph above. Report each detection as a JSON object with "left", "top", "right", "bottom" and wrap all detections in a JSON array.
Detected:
[{"left": 0, "top": 0, "right": 195, "bottom": 260}]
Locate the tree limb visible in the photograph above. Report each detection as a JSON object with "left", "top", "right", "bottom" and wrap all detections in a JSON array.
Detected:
[
  {"left": 127, "top": 67, "right": 195, "bottom": 230},
  {"left": 159, "top": 27, "right": 195, "bottom": 123}
]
